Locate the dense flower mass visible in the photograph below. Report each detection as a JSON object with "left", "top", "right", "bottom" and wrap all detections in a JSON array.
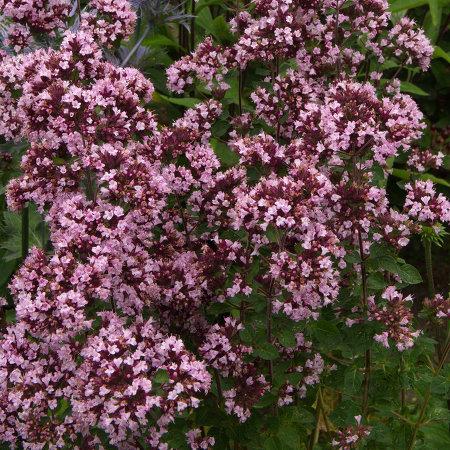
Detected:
[
  {"left": 369, "top": 286, "right": 420, "bottom": 351},
  {"left": 403, "top": 180, "right": 450, "bottom": 226},
  {"left": 0, "top": 0, "right": 445, "bottom": 448},
  {"left": 0, "top": 0, "right": 71, "bottom": 51}
]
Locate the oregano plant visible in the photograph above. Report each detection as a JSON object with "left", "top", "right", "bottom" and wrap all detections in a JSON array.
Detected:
[{"left": 0, "top": 0, "right": 449, "bottom": 449}]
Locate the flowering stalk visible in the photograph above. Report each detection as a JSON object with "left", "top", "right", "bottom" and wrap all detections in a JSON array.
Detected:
[
  {"left": 423, "top": 238, "right": 435, "bottom": 298},
  {"left": 358, "top": 230, "right": 371, "bottom": 419}
]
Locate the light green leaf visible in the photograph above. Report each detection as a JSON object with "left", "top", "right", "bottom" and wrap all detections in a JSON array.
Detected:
[
  {"left": 390, "top": 0, "right": 428, "bottom": 12},
  {"left": 158, "top": 94, "right": 202, "bottom": 108},
  {"left": 209, "top": 16, "right": 234, "bottom": 44},
  {"left": 433, "top": 46, "right": 450, "bottom": 63},
  {"left": 153, "top": 369, "right": 170, "bottom": 384},
  {"left": 143, "top": 34, "right": 180, "bottom": 49},
  {"left": 428, "top": 0, "right": 442, "bottom": 25},
  {"left": 400, "top": 81, "right": 429, "bottom": 96},
  {"left": 392, "top": 168, "right": 450, "bottom": 188},
  {"left": 210, "top": 138, "right": 239, "bottom": 167}
]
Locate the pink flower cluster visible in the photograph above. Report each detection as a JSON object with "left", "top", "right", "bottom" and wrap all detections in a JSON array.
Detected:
[
  {"left": 223, "top": 364, "right": 270, "bottom": 422},
  {"left": 408, "top": 148, "right": 444, "bottom": 173},
  {"left": 186, "top": 429, "right": 215, "bottom": 449},
  {"left": 167, "top": 0, "right": 432, "bottom": 95},
  {"left": 369, "top": 286, "right": 420, "bottom": 351},
  {"left": 0, "top": 0, "right": 441, "bottom": 446},
  {"left": 404, "top": 180, "right": 450, "bottom": 227},
  {"left": 72, "top": 313, "right": 211, "bottom": 446},
  {"left": 0, "top": 0, "right": 70, "bottom": 51},
  {"left": 424, "top": 294, "right": 450, "bottom": 320},
  {"left": 199, "top": 318, "right": 252, "bottom": 377},
  {"left": 80, "top": 0, "right": 137, "bottom": 47},
  {"left": 331, "top": 415, "right": 371, "bottom": 449}
]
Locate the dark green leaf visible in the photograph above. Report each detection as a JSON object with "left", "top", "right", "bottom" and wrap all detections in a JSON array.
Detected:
[
  {"left": 398, "top": 264, "right": 423, "bottom": 284},
  {"left": 254, "top": 343, "right": 280, "bottom": 360}
]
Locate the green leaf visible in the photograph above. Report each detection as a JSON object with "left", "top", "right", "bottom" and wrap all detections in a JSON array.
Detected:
[
  {"left": 278, "top": 423, "right": 303, "bottom": 449},
  {"left": 254, "top": 391, "right": 277, "bottom": 408},
  {"left": 398, "top": 264, "right": 423, "bottom": 284},
  {"left": 392, "top": 168, "right": 450, "bottom": 188},
  {"left": 433, "top": 46, "right": 450, "bottom": 63},
  {"left": 367, "top": 272, "right": 387, "bottom": 290},
  {"left": 428, "top": 0, "right": 442, "bottom": 25},
  {"left": 1, "top": 209, "right": 44, "bottom": 261},
  {"left": 263, "top": 437, "right": 283, "bottom": 450},
  {"left": 158, "top": 94, "right": 202, "bottom": 108},
  {"left": 400, "top": 81, "right": 429, "bottom": 96},
  {"left": 254, "top": 343, "right": 280, "bottom": 360},
  {"left": 54, "top": 398, "right": 71, "bottom": 419},
  {"left": 390, "top": 0, "right": 428, "bottom": 12},
  {"left": 210, "top": 16, "right": 234, "bottom": 44},
  {"left": 153, "top": 369, "right": 170, "bottom": 384},
  {"left": 278, "top": 329, "right": 296, "bottom": 348},
  {"left": 5, "top": 309, "right": 16, "bottom": 324},
  {"left": 143, "top": 34, "right": 180, "bottom": 49},
  {"left": 210, "top": 138, "right": 239, "bottom": 167},
  {"left": 195, "top": 0, "right": 225, "bottom": 13},
  {"left": 374, "top": 255, "right": 400, "bottom": 274},
  {"left": 195, "top": 6, "right": 214, "bottom": 33},
  {"left": 424, "top": 10, "right": 441, "bottom": 42}
]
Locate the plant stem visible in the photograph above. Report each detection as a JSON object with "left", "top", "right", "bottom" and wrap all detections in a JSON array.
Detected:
[
  {"left": 76, "top": 0, "right": 82, "bottom": 22},
  {"left": 334, "top": 0, "right": 342, "bottom": 72},
  {"left": 400, "top": 355, "right": 406, "bottom": 413},
  {"left": 213, "top": 368, "right": 224, "bottom": 407},
  {"left": 308, "top": 386, "right": 331, "bottom": 449},
  {"left": 358, "top": 230, "right": 371, "bottom": 419},
  {"left": 318, "top": 387, "right": 332, "bottom": 433},
  {"left": 238, "top": 69, "right": 243, "bottom": 115},
  {"left": 22, "top": 206, "right": 29, "bottom": 260},
  {"left": 266, "top": 292, "right": 274, "bottom": 383},
  {"left": 423, "top": 239, "right": 435, "bottom": 298}
]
